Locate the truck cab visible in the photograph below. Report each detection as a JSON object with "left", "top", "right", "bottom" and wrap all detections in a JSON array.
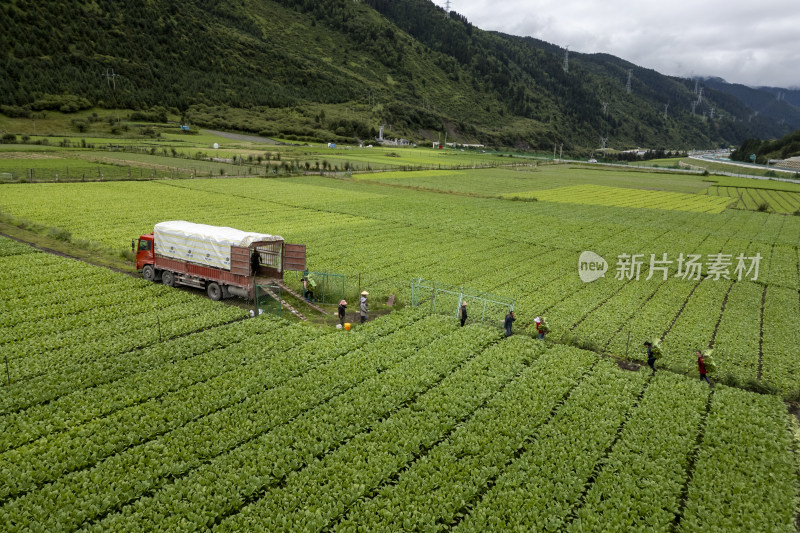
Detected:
[{"left": 133, "top": 234, "right": 156, "bottom": 280}]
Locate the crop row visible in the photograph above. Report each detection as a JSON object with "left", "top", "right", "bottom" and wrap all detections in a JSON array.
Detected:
[
  {"left": 334, "top": 344, "right": 602, "bottom": 532},
  {"left": 710, "top": 281, "right": 762, "bottom": 384},
  {"left": 509, "top": 184, "right": 732, "bottom": 213},
  {"left": 3, "top": 297, "right": 245, "bottom": 382},
  {"left": 710, "top": 186, "right": 800, "bottom": 214},
  {"left": 212, "top": 329, "right": 546, "bottom": 532},
  {"left": 567, "top": 372, "right": 710, "bottom": 531},
  {"left": 79, "top": 320, "right": 490, "bottom": 532},
  {"left": 0, "top": 308, "right": 433, "bottom": 502},
  {"left": 453, "top": 359, "right": 647, "bottom": 532},
  {"left": 762, "top": 286, "right": 800, "bottom": 394},
  {"left": 678, "top": 388, "right": 797, "bottom": 531},
  {"left": 0, "top": 319, "right": 303, "bottom": 453},
  {"left": 0, "top": 311, "right": 454, "bottom": 530},
  {"left": 0, "top": 237, "right": 37, "bottom": 257},
  {"left": 0, "top": 315, "right": 288, "bottom": 415}
]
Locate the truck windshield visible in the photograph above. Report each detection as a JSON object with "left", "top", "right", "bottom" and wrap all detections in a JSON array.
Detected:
[{"left": 138, "top": 240, "right": 151, "bottom": 252}]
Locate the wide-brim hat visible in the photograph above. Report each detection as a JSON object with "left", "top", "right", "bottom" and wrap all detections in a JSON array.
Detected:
[
  {"left": 361, "top": 291, "right": 369, "bottom": 296},
  {"left": 534, "top": 316, "right": 541, "bottom": 323},
  {"left": 339, "top": 300, "right": 347, "bottom": 305},
  {"left": 462, "top": 301, "right": 467, "bottom": 305}
]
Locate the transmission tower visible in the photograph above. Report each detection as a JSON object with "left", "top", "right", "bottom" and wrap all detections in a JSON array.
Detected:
[
  {"left": 663, "top": 103, "right": 669, "bottom": 120},
  {"left": 103, "top": 68, "right": 119, "bottom": 90},
  {"left": 601, "top": 101, "right": 609, "bottom": 116},
  {"left": 625, "top": 69, "right": 632, "bottom": 94},
  {"left": 691, "top": 101, "right": 698, "bottom": 116},
  {"left": 600, "top": 135, "right": 608, "bottom": 153},
  {"left": 563, "top": 46, "right": 569, "bottom": 73},
  {"left": 696, "top": 87, "right": 703, "bottom": 105},
  {"left": 709, "top": 107, "right": 715, "bottom": 119},
  {"left": 103, "top": 68, "right": 121, "bottom": 126},
  {"left": 444, "top": 0, "right": 451, "bottom": 18}
]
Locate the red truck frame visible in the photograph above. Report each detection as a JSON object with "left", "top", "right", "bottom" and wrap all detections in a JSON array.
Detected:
[{"left": 134, "top": 233, "right": 306, "bottom": 300}]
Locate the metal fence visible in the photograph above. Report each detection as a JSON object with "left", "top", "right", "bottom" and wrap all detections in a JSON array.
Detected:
[
  {"left": 410, "top": 278, "right": 515, "bottom": 326},
  {"left": 286, "top": 271, "right": 346, "bottom": 306}
]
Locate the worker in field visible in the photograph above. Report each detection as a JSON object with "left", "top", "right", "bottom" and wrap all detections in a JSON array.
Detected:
[
  {"left": 302, "top": 272, "right": 315, "bottom": 302},
  {"left": 644, "top": 341, "right": 656, "bottom": 373},
  {"left": 504, "top": 310, "right": 515, "bottom": 337},
  {"left": 360, "top": 291, "right": 369, "bottom": 323},
  {"left": 338, "top": 299, "right": 347, "bottom": 327},
  {"left": 534, "top": 316, "right": 546, "bottom": 339},
  {"left": 460, "top": 301, "right": 468, "bottom": 327},
  {"left": 696, "top": 350, "right": 714, "bottom": 387}
]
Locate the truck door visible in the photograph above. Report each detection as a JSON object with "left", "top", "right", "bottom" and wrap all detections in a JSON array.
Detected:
[{"left": 283, "top": 243, "right": 307, "bottom": 272}]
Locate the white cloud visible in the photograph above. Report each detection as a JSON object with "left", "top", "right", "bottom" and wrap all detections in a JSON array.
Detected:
[{"left": 444, "top": 0, "right": 800, "bottom": 87}]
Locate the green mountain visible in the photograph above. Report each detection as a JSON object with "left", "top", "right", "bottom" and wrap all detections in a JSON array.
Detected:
[
  {"left": 731, "top": 129, "right": 800, "bottom": 164},
  {"left": 1, "top": 0, "right": 795, "bottom": 150}
]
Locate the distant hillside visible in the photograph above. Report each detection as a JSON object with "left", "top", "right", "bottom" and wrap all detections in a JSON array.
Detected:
[
  {"left": 731, "top": 129, "right": 800, "bottom": 164},
  {"left": 698, "top": 77, "right": 800, "bottom": 130},
  {"left": 0, "top": 0, "right": 795, "bottom": 150}
]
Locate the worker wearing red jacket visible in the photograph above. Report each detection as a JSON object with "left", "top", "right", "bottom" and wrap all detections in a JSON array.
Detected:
[
  {"left": 535, "top": 316, "right": 546, "bottom": 340},
  {"left": 696, "top": 350, "right": 713, "bottom": 387}
]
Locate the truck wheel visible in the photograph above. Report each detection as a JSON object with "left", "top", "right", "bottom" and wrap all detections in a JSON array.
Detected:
[
  {"left": 142, "top": 265, "right": 156, "bottom": 282},
  {"left": 162, "top": 271, "right": 175, "bottom": 287},
  {"left": 207, "top": 282, "right": 223, "bottom": 301}
]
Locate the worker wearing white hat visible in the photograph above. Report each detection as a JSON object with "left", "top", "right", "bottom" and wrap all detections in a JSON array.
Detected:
[
  {"left": 338, "top": 299, "right": 347, "bottom": 327},
  {"left": 360, "top": 291, "right": 369, "bottom": 323}
]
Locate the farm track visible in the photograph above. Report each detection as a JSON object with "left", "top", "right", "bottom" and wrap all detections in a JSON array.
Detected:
[
  {"left": 758, "top": 285, "right": 767, "bottom": 380},
  {"left": 708, "top": 281, "right": 735, "bottom": 348},
  {"left": 672, "top": 390, "right": 715, "bottom": 531}
]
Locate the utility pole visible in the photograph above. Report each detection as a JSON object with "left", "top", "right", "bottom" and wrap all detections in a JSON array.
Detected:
[{"left": 103, "top": 68, "right": 121, "bottom": 126}]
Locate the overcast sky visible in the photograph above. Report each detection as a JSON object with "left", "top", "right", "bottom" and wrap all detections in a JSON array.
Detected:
[{"left": 443, "top": 1, "right": 800, "bottom": 88}]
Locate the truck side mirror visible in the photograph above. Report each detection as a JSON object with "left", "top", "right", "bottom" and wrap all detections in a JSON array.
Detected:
[{"left": 131, "top": 239, "right": 135, "bottom": 252}]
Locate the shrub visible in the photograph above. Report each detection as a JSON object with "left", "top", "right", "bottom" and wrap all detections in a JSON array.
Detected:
[{"left": 756, "top": 202, "right": 771, "bottom": 212}]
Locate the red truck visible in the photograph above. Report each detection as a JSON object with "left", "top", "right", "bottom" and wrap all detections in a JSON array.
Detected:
[{"left": 134, "top": 221, "right": 306, "bottom": 300}]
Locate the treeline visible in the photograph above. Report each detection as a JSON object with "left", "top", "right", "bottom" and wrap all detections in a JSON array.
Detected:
[
  {"left": 0, "top": 0, "right": 795, "bottom": 150},
  {"left": 731, "top": 130, "right": 800, "bottom": 164}
]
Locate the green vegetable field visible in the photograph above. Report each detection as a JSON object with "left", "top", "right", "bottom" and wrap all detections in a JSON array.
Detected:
[{"left": 1, "top": 160, "right": 800, "bottom": 531}]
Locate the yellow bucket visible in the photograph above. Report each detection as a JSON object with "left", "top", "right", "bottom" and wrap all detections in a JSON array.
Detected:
[{"left": 344, "top": 322, "right": 351, "bottom": 331}]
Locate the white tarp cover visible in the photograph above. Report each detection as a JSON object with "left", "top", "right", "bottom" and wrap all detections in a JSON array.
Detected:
[{"left": 154, "top": 221, "right": 282, "bottom": 270}]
